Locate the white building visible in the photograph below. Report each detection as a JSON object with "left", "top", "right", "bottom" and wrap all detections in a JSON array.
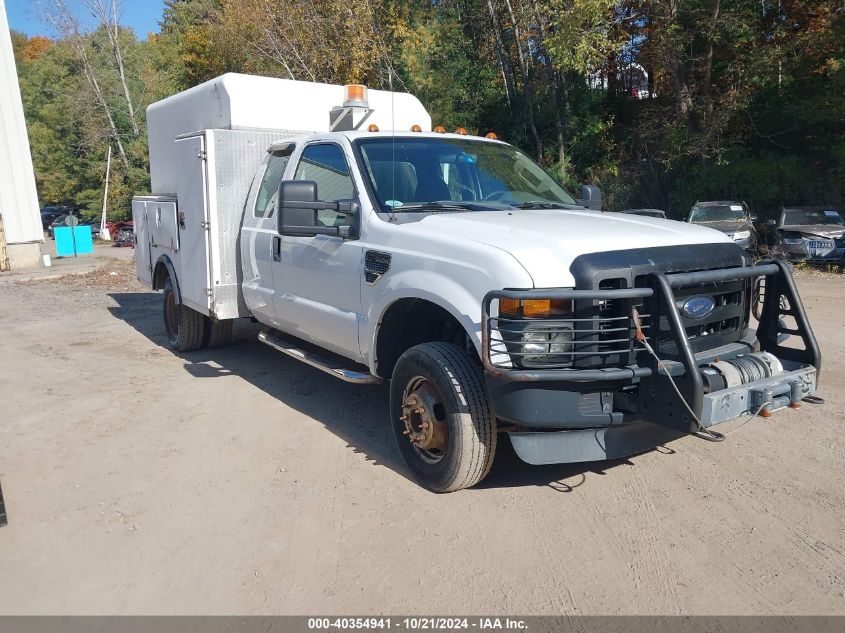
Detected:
[{"left": 0, "top": 0, "right": 43, "bottom": 269}]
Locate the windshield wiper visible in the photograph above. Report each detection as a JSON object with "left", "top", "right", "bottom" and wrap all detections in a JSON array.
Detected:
[
  {"left": 392, "top": 201, "right": 496, "bottom": 212},
  {"left": 513, "top": 201, "right": 582, "bottom": 210}
]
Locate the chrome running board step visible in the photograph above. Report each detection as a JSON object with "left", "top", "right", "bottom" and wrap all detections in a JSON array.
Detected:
[{"left": 258, "top": 329, "right": 381, "bottom": 385}]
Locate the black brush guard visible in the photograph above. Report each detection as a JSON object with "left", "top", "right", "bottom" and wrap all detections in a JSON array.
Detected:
[{"left": 481, "top": 259, "right": 821, "bottom": 433}]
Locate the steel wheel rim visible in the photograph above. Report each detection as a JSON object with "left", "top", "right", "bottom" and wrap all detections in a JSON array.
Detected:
[{"left": 400, "top": 375, "right": 449, "bottom": 464}]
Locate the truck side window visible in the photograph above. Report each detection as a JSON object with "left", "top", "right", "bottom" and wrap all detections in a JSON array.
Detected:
[
  {"left": 294, "top": 144, "right": 354, "bottom": 203},
  {"left": 254, "top": 152, "right": 292, "bottom": 218},
  {"left": 294, "top": 144, "right": 355, "bottom": 228}
]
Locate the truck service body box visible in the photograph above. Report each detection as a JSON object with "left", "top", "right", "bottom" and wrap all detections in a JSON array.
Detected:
[
  {"left": 134, "top": 128, "right": 293, "bottom": 318},
  {"left": 136, "top": 73, "right": 431, "bottom": 320}
]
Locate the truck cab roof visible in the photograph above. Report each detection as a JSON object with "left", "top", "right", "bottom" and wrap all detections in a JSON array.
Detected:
[{"left": 268, "top": 131, "right": 507, "bottom": 151}]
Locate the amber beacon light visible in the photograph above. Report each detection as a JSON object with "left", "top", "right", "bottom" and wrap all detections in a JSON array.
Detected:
[{"left": 343, "top": 84, "right": 369, "bottom": 108}]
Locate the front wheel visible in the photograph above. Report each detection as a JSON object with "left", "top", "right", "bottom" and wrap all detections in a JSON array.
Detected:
[{"left": 389, "top": 342, "right": 497, "bottom": 492}]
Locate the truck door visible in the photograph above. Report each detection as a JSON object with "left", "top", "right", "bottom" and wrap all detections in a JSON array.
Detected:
[
  {"left": 240, "top": 147, "right": 294, "bottom": 327},
  {"left": 272, "top": 142, "right": 363, "bottom": 360}
]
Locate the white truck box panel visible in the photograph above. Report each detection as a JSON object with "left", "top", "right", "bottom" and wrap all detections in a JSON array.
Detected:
[
  {"left": 172, "top": 134, "right": 212, "bottom": 315},
  {"left": 205, "top": 128, "right": 295, "bottom": 319},
  {"left": 147, "top": 73, "right": 430, "bottom": 193},
  {"left": 134, "top": 129, "right": 295, "bottom": 320}
]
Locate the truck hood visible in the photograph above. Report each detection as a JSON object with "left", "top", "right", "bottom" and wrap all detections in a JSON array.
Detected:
[{"left": 413, "top": 209, "right": 733, "bottom": 287}]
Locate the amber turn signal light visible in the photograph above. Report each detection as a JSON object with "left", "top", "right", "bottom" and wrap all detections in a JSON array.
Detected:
[{"left": 499, "top": 299, "right": 572, "bottom": 319}]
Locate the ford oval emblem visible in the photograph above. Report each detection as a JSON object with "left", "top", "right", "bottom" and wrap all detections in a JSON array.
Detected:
[{"left": 682, "top": 295, "right": 715, "bottom": 319}]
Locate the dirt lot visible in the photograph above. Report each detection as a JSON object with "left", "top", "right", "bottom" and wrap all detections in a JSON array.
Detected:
[{"left": 0, "top": 258, "right": 843, "bottom": 615}]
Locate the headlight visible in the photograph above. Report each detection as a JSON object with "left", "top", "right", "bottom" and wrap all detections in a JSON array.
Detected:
[
  {"left": 782, "top": 237, "right": 805, "bottom": 245},
  {"left": 733, "top": 230, "right": 750, "bottom": 240},
  {"left": 522, "top": 327, "right": 574, "bottom": 365},
  {"left": 497, "top": 296, "right": 575, "bottom": 367}
]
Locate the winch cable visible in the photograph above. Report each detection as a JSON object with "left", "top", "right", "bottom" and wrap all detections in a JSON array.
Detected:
[
  {"left": 631, "top": 303, "right": 824, "bottom": 441},
  {"left": 632, "top": 306, "right": 730, "bottom": 441},
  {"left": 638, "top": 335, "right": 726, "bottom": 442}
]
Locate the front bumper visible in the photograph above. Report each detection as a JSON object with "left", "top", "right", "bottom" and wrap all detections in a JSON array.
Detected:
[
  {"left": 482, "top": 259, "right": 822, "bottom": 464},
  {"left": 505, "top": 362, "right": 817, "bottom": 465},
  {"left": 779, "top": 240, "right": 845, "bottom": 263}
]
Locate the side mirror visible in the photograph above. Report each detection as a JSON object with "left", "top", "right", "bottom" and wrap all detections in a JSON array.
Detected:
[
  {"left": 277, "top": 180, "right": 358, "bottom": 238},
  {"left": 766, "top": 219, "right": 777, "bottom": 227},
  {"left": 576, "top": 184, "right": 602, "bottom": 211}
]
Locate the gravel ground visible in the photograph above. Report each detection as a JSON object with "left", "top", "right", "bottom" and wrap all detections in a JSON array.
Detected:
[{"left": 0, "top": 259, "right": 843, "bottom": 615}]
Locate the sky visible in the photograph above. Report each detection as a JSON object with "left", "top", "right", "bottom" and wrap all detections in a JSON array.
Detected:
[{"left": 5, "top": 0, "right": 166, "bottom": 40}]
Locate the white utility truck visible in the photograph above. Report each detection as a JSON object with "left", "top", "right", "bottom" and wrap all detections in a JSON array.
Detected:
[{"left": 134, "top": 73, "right": 821, "bottom": 492}]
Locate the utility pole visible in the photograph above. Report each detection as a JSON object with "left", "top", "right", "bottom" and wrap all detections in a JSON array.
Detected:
[{"left": 100, "top": 145, "right": 112, "bottom": 241}]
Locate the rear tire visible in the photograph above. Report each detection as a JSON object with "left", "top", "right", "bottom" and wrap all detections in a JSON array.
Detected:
[
  {"left": 389, "top": 342, "right": 496, "bottom": 492},
  {"left": 163, "top": 277, "right": 205, "bottom": 352},
  {"left": 205, "top": 318, "right": 234, "bottom": 348}
]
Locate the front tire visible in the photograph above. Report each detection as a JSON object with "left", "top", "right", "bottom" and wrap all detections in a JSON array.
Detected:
[
  {"left": 163, "top": 277, "right": 205, "bottom": 352},
  {"left": 389, "top": 342, "right": 496, "bottom": 492}
]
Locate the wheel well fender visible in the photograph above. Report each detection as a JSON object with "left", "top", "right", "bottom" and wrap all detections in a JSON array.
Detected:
[
  {"left": 371, "top": 293, "right": 480, "bottom": 379},
  {"left": 152, "top": 255, "right": 181, "bottom": 303}
]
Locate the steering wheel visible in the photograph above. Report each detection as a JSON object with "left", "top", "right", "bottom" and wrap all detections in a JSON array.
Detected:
[{"left": 452, "top": 182, "right": 477, "bottom": 201}]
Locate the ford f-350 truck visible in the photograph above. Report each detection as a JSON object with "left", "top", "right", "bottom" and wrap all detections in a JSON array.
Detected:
[{"left": 133, "top": 74, "right": 821, "bottom": 492}]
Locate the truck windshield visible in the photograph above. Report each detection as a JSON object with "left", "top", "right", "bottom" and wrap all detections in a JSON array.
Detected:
[
  {"left": 355, "top": 137, "right": 577, "bottom": 213},
  {"left": 782, "top": 208, "right": 844, "bottom": 226},
  {"left": 689, "top": 204, "right": 746, "bottom": 223}
]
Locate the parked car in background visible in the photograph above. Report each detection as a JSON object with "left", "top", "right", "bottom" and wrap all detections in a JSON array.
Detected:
[
  {"left": 687, "top": 201, "right": 757, "bottom": 251},
  {"left": 40, "top": 205, "right": 76, "bottom": 230},
  {"left": 46, "top": 213, "right": 100, "bottom": 240},
  {"left": 761, "top": 206, "right": 845, "bottom": 263},
  {"left": 617, "top": 208, "right": 667, "bottom": 219},
  {"left": 112, "top": 220, "right": 135, "bottom": 247}
]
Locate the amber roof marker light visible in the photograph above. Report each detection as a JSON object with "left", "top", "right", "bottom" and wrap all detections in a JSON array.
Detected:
[
  {"left": 455, "top": 127, "right": 468, "bottom": 135},
  {"left": 367, "top": 123, "right": 380, "bottom": 132},
  {"left": 434, "top": 125, "right": 446, "bottom": 133},
  {"left": 485, "top": 132, "right": 498, "bottom": 139},
  {"left": 411, "top": 124, "right": 422, "bottom": 132}
]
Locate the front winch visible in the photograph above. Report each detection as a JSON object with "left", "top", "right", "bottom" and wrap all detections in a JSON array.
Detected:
[{"left": 700, "top": 352, "right": 784, "bottom": 392}]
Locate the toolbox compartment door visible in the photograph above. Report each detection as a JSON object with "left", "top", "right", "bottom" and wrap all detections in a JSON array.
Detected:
[
  {"left": 172, "top": 133, "right": 213, "bottom": 315},
  {"left": 131, "top": 197, "right": 153, "bottom": 284},
  {"left": 148, "top": 200, "right": 180, "bottom": 252}
]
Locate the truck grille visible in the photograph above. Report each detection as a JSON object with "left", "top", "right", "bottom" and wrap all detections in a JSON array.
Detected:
[{"left": 566, "top": 276, "right": 750, "bottom": 368}]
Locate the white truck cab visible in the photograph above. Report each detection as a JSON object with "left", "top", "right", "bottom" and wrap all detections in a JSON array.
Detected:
[{"left": 134, "top": 74, "right": 821, "bottom": 492}]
